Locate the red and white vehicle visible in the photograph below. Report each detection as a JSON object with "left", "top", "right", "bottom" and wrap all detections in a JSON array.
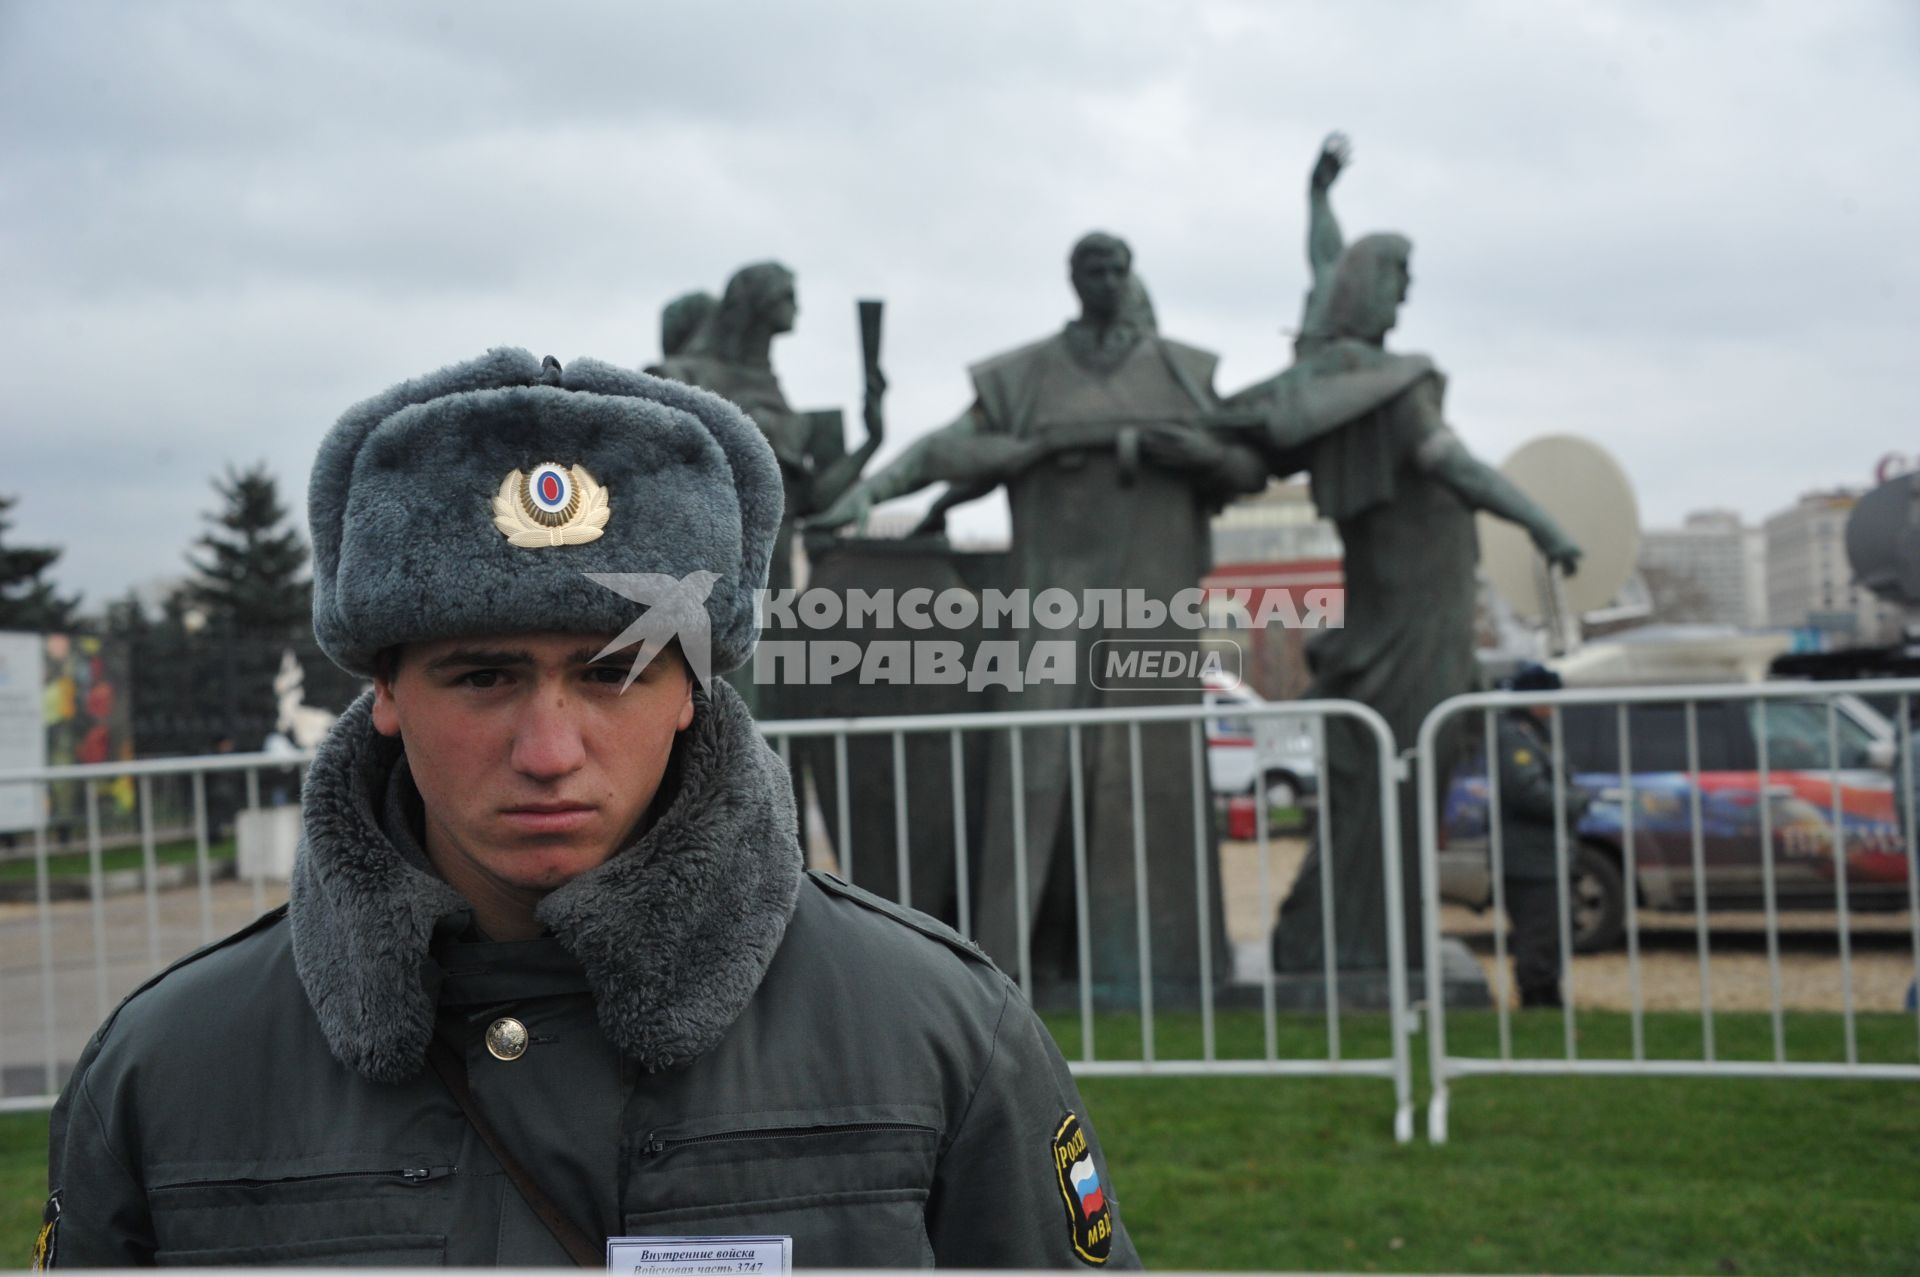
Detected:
[{"left": 1203, "top": 675, "right": 1322, "bottom": 836}]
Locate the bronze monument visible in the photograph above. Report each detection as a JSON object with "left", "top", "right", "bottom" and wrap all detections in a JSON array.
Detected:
[
  {"left": 816, "top": 234, "right": 1267, "bottom": 1003},
  {"left": 656, "top": 262, "right": 885, "bottom": 595},
  {"left": 1214, "top": 135, "right": 1582, "bottom": 983}
]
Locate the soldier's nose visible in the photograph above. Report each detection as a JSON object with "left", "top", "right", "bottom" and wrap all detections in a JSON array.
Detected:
[{"left": 510, "top": 696, "right": 588, "bottom": 779}]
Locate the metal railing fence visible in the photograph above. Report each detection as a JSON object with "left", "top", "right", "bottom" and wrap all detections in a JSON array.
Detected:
[
  {"left": 11, "top": 677, "right": 1916, "bottom": 1143},
  {"left": 1416, "top": 678, "right": 1920, "bottom": 1144},
  {"left": 0, "top": 750, "right": 307, "bottom": 1112},
  {"left": 0, "top": 699, "right": 1416, "bottom": 1141},
  {"left": 759, "top": 698, "right": 1413, "bottom": 1143}
]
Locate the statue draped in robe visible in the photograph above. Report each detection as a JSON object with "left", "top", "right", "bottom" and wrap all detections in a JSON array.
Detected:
[
  {"left": 1215, "top": 136, "right": 1581, "bottom": 978},
  {"left": 657, "top": 262, "right": 883, "bottom": 596},
  {"left": 816, "top": 234, "right": 1268, "bottom": 1003}
]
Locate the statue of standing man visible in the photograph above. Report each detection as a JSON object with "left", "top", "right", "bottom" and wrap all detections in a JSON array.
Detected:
[{"left": 816, "top": 234, "right": 1268, "bottom": 1005}]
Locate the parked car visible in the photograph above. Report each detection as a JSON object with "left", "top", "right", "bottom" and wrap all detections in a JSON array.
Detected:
[
  {"left": 1439, "top": 690, "right": 1912, "bottom": 952},
  {"left": 1204, "top": 677, "right": 1321, "bottom": 836}
]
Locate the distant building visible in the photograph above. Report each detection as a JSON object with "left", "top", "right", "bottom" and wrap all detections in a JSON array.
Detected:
[
  {"left": 1763, "top": 489, "right": 1903, "bottom": 643},
  {"left": 1741, "top": 526, "right": 1768, "bottom": 629},
  {"left": 1202, "top": 558, "right": 1343, "bottom": 700},
  {"left": 1636, "top": 509, "right": 1757, "bottom": 628},
  {"left": 1205, "top": 481, "right": 1343, "bottom": 698},
  {"left": 1211, "top": 479, "right": 1341, "bottom": 566}
]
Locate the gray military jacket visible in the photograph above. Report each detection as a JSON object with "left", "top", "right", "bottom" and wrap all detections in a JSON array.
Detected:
[
  {"left": 1494, "top": 712, "right": 1589, "bottom": 881},
  {"left": 44, "top": 684, "right": 1138, "bottom": 1268}
]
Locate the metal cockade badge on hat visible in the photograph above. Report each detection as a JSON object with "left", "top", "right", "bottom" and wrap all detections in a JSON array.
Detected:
[{"left": 491, "top": 462, "right": 611, "bottom": 548}]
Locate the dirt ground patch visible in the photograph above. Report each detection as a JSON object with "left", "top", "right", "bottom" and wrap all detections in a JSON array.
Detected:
[{"left": 1219, "top": 836, "right": 1918, "bottom": 1013}]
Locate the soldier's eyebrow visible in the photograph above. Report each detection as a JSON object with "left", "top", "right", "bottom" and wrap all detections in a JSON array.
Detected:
[{"left": 422, "top": 648, "right": 532, "bottom": 673}]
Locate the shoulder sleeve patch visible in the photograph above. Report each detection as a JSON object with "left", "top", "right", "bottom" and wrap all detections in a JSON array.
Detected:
[
  {"left": 31, "top": 1190, "right": 58, "bottom": 1270},
  {"left": 1052, "top": 1112, "right": 1113, "bottom": 1265}
]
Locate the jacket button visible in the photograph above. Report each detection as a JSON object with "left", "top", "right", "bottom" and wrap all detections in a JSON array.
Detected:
[{"left": 485, "top": 1016, "right": 529, "bottom": 1061}]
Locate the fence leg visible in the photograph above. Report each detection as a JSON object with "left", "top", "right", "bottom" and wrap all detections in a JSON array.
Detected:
[
  {"left": 1416, "top": 712, "right": 1450, "bottom": 1146},
  {"left": 1375, "top": 727, "right": 1412, "bottom": 1146}
]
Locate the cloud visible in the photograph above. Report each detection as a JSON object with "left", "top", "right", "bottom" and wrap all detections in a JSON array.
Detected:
[{"left": 1, "top": 0, "right": 1915, "bottom": 608}]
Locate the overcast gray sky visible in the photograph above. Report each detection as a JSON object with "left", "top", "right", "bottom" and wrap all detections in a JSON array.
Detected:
[{"left": 4, "top": 0, "right": 1916, "bottom": 608}]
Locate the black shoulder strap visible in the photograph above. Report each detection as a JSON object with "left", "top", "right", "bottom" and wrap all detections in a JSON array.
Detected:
[{"left": 424, "top": 1036, "right": 603, "bottom": 1267}]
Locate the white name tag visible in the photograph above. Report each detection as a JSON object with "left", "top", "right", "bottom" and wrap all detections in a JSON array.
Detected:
[{"left": 605, "top": 1235, "right": 793, "bottom": 1274}]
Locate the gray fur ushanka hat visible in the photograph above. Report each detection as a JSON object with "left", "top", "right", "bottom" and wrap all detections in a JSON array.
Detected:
[{"left": 310, "top": 347, "right": 781, "bottom": 677}]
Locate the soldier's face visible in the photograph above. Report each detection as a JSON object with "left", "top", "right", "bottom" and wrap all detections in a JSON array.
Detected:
[
  {"left": 1071, "top": 249, "right": 1129, "bottom": 324},
  {"left": 371, "top": 632, "right": 695, "bottom": 901}
]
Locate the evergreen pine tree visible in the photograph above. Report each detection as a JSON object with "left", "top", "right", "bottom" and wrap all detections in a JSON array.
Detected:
[
  {"left": 183, "top": 463, "right": 312, "bottom": 636},
  {"left": 102, "top": 588, "right": 151, "bottom": 639},
  {"left": 0, "top": 494, "right": 80, "bottom": 631}
]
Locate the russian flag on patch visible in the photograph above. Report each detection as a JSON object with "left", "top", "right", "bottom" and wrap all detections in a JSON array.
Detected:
[{"left": 1069, "top": 1155, "right": 1104, "bottom": 1217}]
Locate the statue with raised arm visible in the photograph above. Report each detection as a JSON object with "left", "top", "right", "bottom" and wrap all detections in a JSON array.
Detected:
[
  {"left": 657, "top": 262, "right": 885, "bottom": 594},
  {"left": 813, "top": 234, "right": 1268, "bottom": 1004},
  {"left": 1213, "top": 134, "right": 1583, "bottom": 982}
]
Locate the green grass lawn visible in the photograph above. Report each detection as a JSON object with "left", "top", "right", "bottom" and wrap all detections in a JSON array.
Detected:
[
  {"left": 0, "top": 837, "right": 236, "bottom": 883},
  {"left": 1072, "top": 1010, "right": 1920, "bottom": 1274},
  {"left": 4, "top": 1010, "right": 1916, "bottom": 1272}
]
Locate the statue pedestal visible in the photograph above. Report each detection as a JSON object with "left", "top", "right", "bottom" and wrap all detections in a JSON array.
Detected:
[
  {"left": 1230, "top": 936, "right": 1491, "bottom": 1010},
  {"left": 782, "top": 535, "right": 1008, "bottom": 920},
  {"left": 1015, "top": 939, "right": 1489, "bottom": 1016},
  {"left": 791, "top": 533, "right": 1229, "bottom": 1002},
  {"left": 236, "top": 807, "right": 301, "bottom": 882}
]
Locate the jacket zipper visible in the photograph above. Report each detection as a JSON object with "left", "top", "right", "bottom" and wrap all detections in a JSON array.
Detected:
[
  {"left": 641, "top": 1122, "right": 933, "bottom": 1156},
  {"left": 154, "top": 1165, "right": 455, "bottom": 1191}
]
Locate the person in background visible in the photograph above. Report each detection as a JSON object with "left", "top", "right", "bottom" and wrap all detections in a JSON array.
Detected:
[{"left": 1495, "top": 663, "right": 1591, "bottom": 1009}]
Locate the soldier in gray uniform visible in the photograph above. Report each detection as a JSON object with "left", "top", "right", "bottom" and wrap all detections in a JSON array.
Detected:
[
  {"left": 38, "top": 349, "right": 1136, "bottom": 1269},
  {"left": 1495, "top": 664, "right": 1591, "bottom": 1009}
]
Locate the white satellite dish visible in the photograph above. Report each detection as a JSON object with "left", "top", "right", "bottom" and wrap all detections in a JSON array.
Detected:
[{"left": 1477, "top": 434, "right": 1640, "bottom": 642}]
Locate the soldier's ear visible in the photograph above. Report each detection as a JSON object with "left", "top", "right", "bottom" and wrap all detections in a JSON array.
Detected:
[
  {"left": 371, "top": 674, "right": 402, "bottom": 739},
  {"left": 674, "top": 649, "right": 695, "bottom": 733},
  {"left": 370, "top": 648, "right": 404, "bottom": 739}
]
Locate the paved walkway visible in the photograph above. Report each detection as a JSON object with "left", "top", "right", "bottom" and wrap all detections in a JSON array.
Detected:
[
  {"left": 0, "top": 875, "right": 287, "bottom": 1098},
  {"left": 4, "top": 841, "right": 1914, "bottom": 1098}
]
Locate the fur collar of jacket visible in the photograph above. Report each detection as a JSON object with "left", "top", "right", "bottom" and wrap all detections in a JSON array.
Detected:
[{"left": 287, "top": 678, "right": 801, "bottom": 1083}]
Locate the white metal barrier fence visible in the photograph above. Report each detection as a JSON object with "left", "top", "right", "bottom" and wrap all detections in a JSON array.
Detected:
[
  {"left": 0, "top": 698, "right": 1417, "bottom": 1140},
  {"left": 0, "top": 750, "right": 306, "bottom": 1112},
  {"left": 1416, "top": 678, "right": 1920, "bottom": 1143},
  {"left": 759, "top": 698, "right": 1414, "bottom": 1142}
]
